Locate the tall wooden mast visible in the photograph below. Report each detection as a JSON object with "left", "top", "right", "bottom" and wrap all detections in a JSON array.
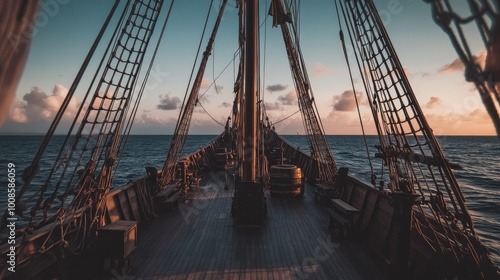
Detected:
[
  {"left": 232, "top": 0, "right": 266, "bottom": 225},
  {"left": 242, "top": 0, "right": 259, "bottom": 181}
]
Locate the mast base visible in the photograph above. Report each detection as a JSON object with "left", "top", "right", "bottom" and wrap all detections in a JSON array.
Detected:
[{"left": 232, "top": 180, "right": 267, "bottom": 225}]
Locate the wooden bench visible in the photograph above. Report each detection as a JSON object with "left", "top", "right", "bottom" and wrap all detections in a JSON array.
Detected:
[
  {"left": 154, "top": 184, "right": 181, "bottom": 212},
  {"left": 325, "top": 208, "right": 350, "bottom": 228},
  {"left": 326, "top": 198, "right": 360, "bottom": 237},
  {"left": 314, "top": 183, "right": 334, "bottom": 204}
]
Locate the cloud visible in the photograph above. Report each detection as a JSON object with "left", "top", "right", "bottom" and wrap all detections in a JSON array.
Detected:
[
  {"left": 332, "top": 90, "right": 365, "bottom": 112},
  {"left": 264, "top": 91, "right": 297, "bottom": 110},
  {"left": 190, "top": 118, "right": 226, "bottom": 131},
  {"left": 10, "top": 100, "right": 29, "bottom": 123},
  {"left": 199, "top": 79, "right": 222, "bottom": 93},
  {"left": 198, "top": 94, "right": 211, "bottom": 104},
  {"left": 134, "top": 116, "right": 226, "bottom": 134},
  {"left": 425, "top": 108, "right": 493, "bottom": 135},
  {"left": 134, "top": 111, "right": 228, "bottom": 134},
  {"left": 264, "top": 102, "right": 282, "bottom": 111},
  {"left": 413, "top": 71, "right": 434, "bottom": 79},
  {"left": 131, "top": 113, "right": 178, "bottom": 134},
  {"left": 219, "top": 102, "right": 231, "bottom": 108},
  {"left": 157, "top": 94, "right": 181, "bottom": 110},
  {"left": 324, "top": 111, "right": 377, "bottom": 134},
  {"left": 135, "top": 109, "right": 165, "bottom": 126},
  {"left": 201, "top": 78, "right": 211, "bottom": 89},
  {"left": 215, "top": 84, "right": 224, "bottom": 93},
  {"left": 439, "top": 58, "right": 465, "bottom": 73},
  {"left": 277, "top": 91, "right": 297, "bottom": 105},
  {"left": 8, "top": 84, "right": 79, "bottom": 123},
  {"left": 438, "top": 49, "right": 487, "bottom": 74},
  {"left": 268, "top": 115, "right": 302, "bottom": 134},
  {"left": 266, "top": 84, "right": 288, "bottom": 92},
  {"left": 265, "top": 110, "right": 378, "bottom": 135},
  {"left": 313, "top": 62, "right": 333, "bottom": 76},
  {"left": 425, "top": 97, "right": 442, "bottom": 109},
  {"left": 464, "top": 108, "right": 490, "bottom": 122}
]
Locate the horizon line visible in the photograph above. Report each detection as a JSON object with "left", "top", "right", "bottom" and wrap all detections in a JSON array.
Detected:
[{"left": 0, "top": 133, "right": 497, "bottom": 137}]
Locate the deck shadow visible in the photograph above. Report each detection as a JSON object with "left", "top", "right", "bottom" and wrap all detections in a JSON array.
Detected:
[{"left": 130, "top": 179, "right": 388, "bottom": 280}]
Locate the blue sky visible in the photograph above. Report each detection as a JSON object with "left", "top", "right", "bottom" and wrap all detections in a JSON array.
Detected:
[{"left": 1, "top": 0, "right": 495, "bottom": 135}]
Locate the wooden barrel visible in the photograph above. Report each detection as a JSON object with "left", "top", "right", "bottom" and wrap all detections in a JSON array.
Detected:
[{"left": 269, "top": 164, "right": 304, "bottom": 197}]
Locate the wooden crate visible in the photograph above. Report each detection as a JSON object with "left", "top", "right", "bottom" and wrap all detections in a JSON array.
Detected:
[{"left": 97, "top": 220, "right": 137, "bottom": 259}]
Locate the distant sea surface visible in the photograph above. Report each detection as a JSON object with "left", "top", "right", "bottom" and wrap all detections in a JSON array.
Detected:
[{"left": 0, "top": 135, "right": 499, "bottom": 268}]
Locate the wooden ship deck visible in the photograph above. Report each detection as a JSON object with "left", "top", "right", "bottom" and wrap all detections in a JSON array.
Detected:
[{"left": 132, "top": 179, "right": 387, "bottom": 280}]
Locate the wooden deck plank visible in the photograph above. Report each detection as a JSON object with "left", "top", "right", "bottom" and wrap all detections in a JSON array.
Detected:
[{"left": 129, "top": 176, "right": 388, "bottom": 280}]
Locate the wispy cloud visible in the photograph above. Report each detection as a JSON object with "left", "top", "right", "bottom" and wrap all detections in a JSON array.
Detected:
[
  {"left": 157, "top": 94, "right": 180, "bottom": 110},
  {"left": 425, "top": 97, "right": 442, "bottom": 109},
  {"left": 413, "top": 71, "right": 434, "bottom": 79},
  {"left": 313, "top": 62, "right": 333, "bottom": 76},
  {"left": 264, "top": 102, "right": 282, "bottom": 111},
  {"left": 135, "top": 109, "right": 165, "bottom": 125},
  {"left": 200, "top": 79, "right": 223, "bottom": 93},
  {"left": 266, "top": 84, "right": 288, "bottom": 93},
  {"left": 332, "top": 90, "right": 365, "bottom": 112},
  {"left": 219, "top": 102, "right": 231, "bottom": 108},
  {"left": 438, "top": 49, "right": 487, "bottom": 74},
  {"left": 215, "top": 84, "right": 224, "bottom": 93},
  {"left": 438, "top": 58, "right": 465, "bottom": 73},
  {"left": 425, "top": 108, "right": 492, "bottom": 135},
  {"left": 277, "top": 91, "right": 297, "bottom": 105},
  {"left": 198, "top": 94, "right": 211, "bottom": 104},
  {"left": 201, "top": 78, "right": 211, "bottom": 89}
]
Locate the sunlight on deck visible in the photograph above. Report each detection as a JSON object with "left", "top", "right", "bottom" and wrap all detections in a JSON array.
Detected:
[{"left": 131, "top": 176, "right": 387, "bottom": 280}]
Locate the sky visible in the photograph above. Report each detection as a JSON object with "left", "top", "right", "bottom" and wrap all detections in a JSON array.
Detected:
[{"left": 0, "top": 0, "right": 496, "bottom": 135}]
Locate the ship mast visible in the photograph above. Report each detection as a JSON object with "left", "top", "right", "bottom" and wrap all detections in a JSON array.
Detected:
[
  {"left": 232, "top": 0, "right": 267, "bottom": 224},
  {"left": 242, "top": 0, "right": 259, "bottom": 181}
]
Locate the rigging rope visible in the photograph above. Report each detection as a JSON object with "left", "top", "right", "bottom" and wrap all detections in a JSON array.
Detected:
[
  {"left": 262, "top": 0, "right": 269, "bottom": 118},
  {"left": 198, "top": 102, "right": 226, "bottom": 127},
  {"left": 213, "top": 45, "right": 220, "bottom": 95},
  {"left": 11, "top": 0, "right": 168, "bottom": 255},
  {"left": 14, "top": 0, "right": 122, "bottom": 209},
  {"left": 16, "top": 0, "right": 133, "bottom": 213},
  {"left": 270, "top": 0, "right": 337, "bottom": 184},
  {"left": 272, "top": 109, "right": 300, "bottom": 125},
  {"left": 161, "top": 0, "right": 228, "bottom": 185},
  {"left": 114, "top": 0, "right": 176, "bottom": 179},
  {"left": 174, "top": 0, "right": 215, "bottom": 136},
  {"left": 335, "top": 0, "right": 494, "bottom": 273},
  {"left": 334, "top": 0, "right": 375, "bottom": 182},
  {"left": 199, "top": 49, "right": 240, "bottom": 101}
]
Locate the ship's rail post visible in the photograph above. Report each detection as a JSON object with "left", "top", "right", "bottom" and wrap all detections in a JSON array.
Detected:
[{"left": 390, "top": 191, "right": 420, "bottom": 277}]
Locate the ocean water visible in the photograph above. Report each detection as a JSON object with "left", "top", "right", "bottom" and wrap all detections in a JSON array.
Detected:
[{"left": 0, "top": 135, "right": 499, "bottom": 268}]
